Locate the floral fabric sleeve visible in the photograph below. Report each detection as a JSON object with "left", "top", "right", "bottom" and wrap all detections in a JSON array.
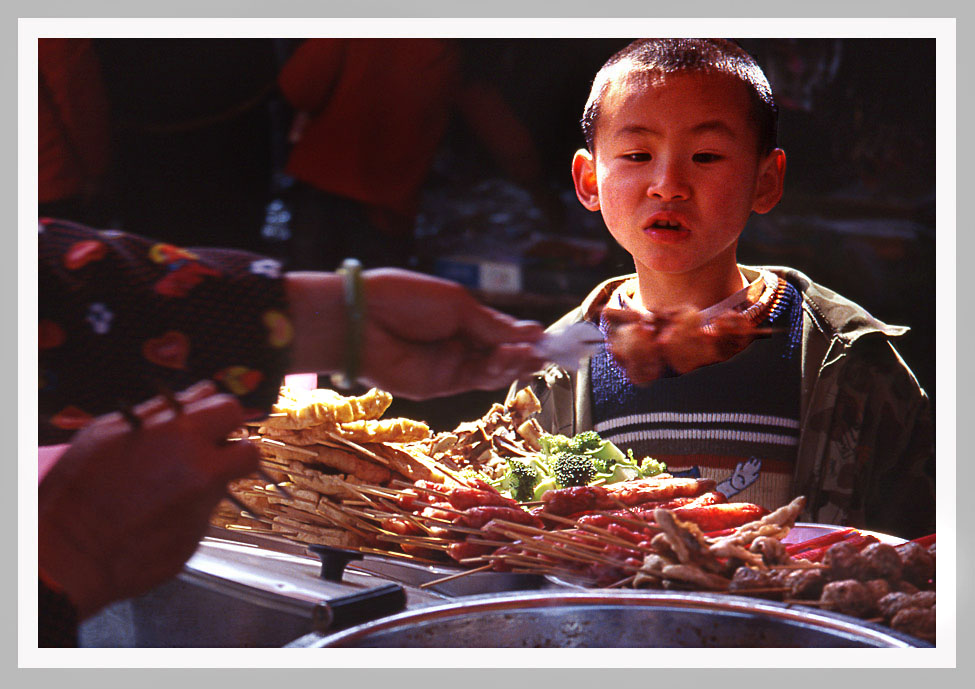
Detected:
[{"left": 39, "top": 218, "right": 294, "bottom": 444}]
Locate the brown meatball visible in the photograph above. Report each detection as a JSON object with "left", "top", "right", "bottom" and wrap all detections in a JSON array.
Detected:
[
  {"left": 823, "top": 541, "right": 866, "bottom": 581},
  {"left": 899, "top": 542, "right": 935, "bottom": 586},
  {"left": 909, "top": 590, "right": 936, "bottom": 608},
  {"left": 864, "top": 578, "right": 892, "bottom": 601},
  {"left": 860, "top": 543, "right": 903, "bottom": 581},
  {"left": 890, "top": 606, "right": 936, "bottom": 643},
  {"left": 820, "top": 579, "right": 877, "bottom": 618},
  {"left": 896, "top": 579, "right": 920, "bottom": 594},
  {"left": 787, "top": 568, "right": 826, "bottom": 599},
  {"left": 878, "top": 592, "right": 913, "bottom": 621}
]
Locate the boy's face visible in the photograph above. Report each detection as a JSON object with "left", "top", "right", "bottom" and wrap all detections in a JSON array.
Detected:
[{"left": 573, "top": 69, "right": 785, "bottom": 279}]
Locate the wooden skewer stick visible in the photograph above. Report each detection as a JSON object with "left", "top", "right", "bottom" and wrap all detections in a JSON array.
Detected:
[
  {"left": 352, "top": 484, "right": 408, "bottom": 500},
  {"left": 376, "top": 534, "right": 453, "bottom": 550},
  {"left": 487, "top": 519, "right": 641, "bottom": 557},
  {"left": 607, "top": 574, "right": 637, "bottom": 589},
  {"left": 418, "top": 563, "right": 494, "bottom": 589},
  {"left": 458, "top": 555, "right": 490, "bottom": 565},
  {"left": 568, "top": 524, "right": 656, "bottom": 553},
  {"left": 344, "top": 488, "right": 441, "bottom": 536},
  {"left": 320, "top": 433, "right": 392, "bottom": 467},
  {"left": 357, "top": 547, "right": 446, "bottom": 566},
  {"left": 256, "top": 437, "right": 320, "bottom": 457},
  {"left": 254, "top": 468, "right": 294, "bottom": 501},
  {"left": 490, "top": 525, "right": 634, "bottom": 570}
]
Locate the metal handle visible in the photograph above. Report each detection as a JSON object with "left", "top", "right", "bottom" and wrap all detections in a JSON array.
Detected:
[
  {"left": 311, "top": 583, "right": 406, "bottom": 633},
  {"left": 307, "top": 543, "right": 363, "bottom": 582}
]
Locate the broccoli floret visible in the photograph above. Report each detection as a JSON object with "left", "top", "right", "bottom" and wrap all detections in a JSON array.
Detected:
[
  {"left": 591, "top": 453, "right": 612, "bottom": 474},
  {"left": 552, "top": 452, "right": 597, "bottom": 488},
  {"left": 639, "top": 457, "right": 668, "bottom": 478},
  {"left": 568, "top": 430, "right": 603, "bottom": 454},
  {"left": 501, "top": 458, "right": 541, "bottom": 502},
  {"left": 538, "top": 433, "right": 573, "bottom": 457}
]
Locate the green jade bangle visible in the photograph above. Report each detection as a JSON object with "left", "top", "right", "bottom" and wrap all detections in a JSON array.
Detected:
[{"left": 329, "top": 258, "right": 365, "bottom": 390}]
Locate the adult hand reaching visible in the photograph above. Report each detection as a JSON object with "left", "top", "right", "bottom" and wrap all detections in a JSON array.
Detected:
[
  {"left": 38, "top": 381, "right": 258, "bottom": 620},
  {"left": 286, "top": 268, "right": 546, "bottom": 399}
]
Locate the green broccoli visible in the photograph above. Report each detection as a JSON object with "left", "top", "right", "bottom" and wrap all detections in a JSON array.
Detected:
[
  {"left": 568, "top": 430, "right": 603, "bottom": 454},
  {"left": 639, "top": 457, "right": 668, "bottom": 478},
  {"left": 552, "top": 452, "right": 597, "bottom": 488},
  {"left": 501, "top": 458, "right": 541, "bottom": 502},
  {"left": 538, "top": 433, "right": 573, "bottom": 457}
]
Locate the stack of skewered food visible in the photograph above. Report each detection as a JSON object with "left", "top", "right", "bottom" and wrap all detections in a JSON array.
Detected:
[
  {"left": 211, "top": 385, "right": 444, "bottom": 549},
  {"left": 210, "top": 385, "right": 549, "bottom": 555}
]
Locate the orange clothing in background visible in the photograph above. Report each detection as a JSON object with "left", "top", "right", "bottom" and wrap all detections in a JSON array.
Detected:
[
  {"left": 38, "top": 38, "right": 110, "bottom": 204},
  {"left": 277, "top": 39, "right": 461, "bottom": 224}
]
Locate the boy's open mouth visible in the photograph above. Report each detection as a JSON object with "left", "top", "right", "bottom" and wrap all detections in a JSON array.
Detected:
[
  {"left": 648, "top": 220, "right": 683, "bottom": 230},
  {"left": 644, "top": 215, "right": 691, "bottom": 242}
]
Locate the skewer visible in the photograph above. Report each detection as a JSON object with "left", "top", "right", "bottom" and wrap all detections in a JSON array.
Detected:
[
  {"left": 607, "top": 574, "right": 637, "bottom": 589},
  {"left": 376, "top": 534, "right": 454, "bottom": 550},
  {"left": 343, "top": 485, "right": 440, "bottom": 536},
  {"left": 255, "top": 468, "right": 294, "bottom": 501},
  {"left": 418, "top": 563, "right": 494, "bottom": 589},
  {"left": 357, "top": 547, "right": 446, "bottom": 566},
  {"left": 257, "top": 437, "right": 319, "bottom": 457},
  {"left": 320, "top": 433, "right": 393, "bottom": 467},
  {"left": 458, "top": 555, "right": 490, "bottom": 565},
  {"left": 490, "top": 525, "right": 635, "bottom": 570}
]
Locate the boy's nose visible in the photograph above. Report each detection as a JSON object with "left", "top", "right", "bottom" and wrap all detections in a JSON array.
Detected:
[{"left": 647, "top": 161, "right": 690, "bottom": 201}]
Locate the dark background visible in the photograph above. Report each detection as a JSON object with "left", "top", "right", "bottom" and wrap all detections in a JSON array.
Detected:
[{"left": 80, "top": 38, "right": 936, "bottom": 431}]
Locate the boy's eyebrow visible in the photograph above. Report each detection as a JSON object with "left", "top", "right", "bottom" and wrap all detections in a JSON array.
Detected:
[{"left": 690, "top": 120, "right": 738, "bottom": 138}]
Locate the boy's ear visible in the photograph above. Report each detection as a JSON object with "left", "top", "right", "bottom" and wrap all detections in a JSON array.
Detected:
[
  {"left": 571, "top": 148, "right": 601, "bottom": 211},
  {"left": 752, "top": 148, "right": 787, "bottom": 214}
]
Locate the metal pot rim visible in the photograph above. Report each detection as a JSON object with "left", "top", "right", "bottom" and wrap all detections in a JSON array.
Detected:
[{"left": 315, "top": 589, "right": 930, "bottom": 648}]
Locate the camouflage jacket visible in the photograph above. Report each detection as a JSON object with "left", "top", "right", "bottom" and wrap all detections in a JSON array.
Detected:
[{"left": 516, "top": 265, "right": 935, "bottom": 538}]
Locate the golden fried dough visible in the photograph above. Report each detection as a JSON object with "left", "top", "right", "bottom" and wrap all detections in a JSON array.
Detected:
[{"left": 262, "top": 386, "right": 393, "bottom": 429}]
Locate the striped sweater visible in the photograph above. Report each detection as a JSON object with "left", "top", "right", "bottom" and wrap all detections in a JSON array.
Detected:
[{"left": 590, "top": 273, "right": 803, "bottom": 509}]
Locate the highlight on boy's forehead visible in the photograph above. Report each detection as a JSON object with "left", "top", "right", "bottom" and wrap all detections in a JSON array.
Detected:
[{"left": 615, "top": 120, "right": 739, "bottom": 140}]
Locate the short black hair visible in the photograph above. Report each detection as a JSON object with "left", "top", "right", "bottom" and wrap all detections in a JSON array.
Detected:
[{"left": 581, "top": 38, "right": 778, "bottom": 154}]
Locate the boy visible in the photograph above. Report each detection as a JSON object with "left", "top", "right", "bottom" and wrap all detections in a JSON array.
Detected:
[{"left": 521, "top": 39, "right": 933, "bottom": 538}]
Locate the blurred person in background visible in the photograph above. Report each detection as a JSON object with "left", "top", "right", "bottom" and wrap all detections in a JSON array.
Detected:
[{"left": 38, "top": 38, "right": 112, "bottom": 227}]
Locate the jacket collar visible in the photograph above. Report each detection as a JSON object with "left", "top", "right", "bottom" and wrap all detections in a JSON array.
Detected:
[{"left": 755, "top": 265, "right": 909, "bottom": 344}]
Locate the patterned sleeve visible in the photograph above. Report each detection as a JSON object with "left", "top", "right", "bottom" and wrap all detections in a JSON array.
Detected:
[{"left": 39, "top": 218, "right": 294, "bottom": 444}]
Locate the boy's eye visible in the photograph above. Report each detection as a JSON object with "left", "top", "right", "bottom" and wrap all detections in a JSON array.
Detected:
[
  {"left": 692, "top": 152, "right": 723, "bottom": 163},
  {"left": 621, "top": 152, "right": 651, "bottom": 162}
]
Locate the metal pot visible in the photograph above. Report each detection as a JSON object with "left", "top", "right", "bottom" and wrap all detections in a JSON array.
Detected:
[{"left": 303, "top": 590, "right": 931, "bottom": 648}]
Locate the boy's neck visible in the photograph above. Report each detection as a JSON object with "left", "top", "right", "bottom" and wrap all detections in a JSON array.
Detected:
[{"left": 631, "top": 262, "right": 748, "bottom": 312}]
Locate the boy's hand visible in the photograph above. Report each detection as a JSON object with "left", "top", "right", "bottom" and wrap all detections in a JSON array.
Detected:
[{"left": 603, "top": 307, "right": 763, "bottom": 384}]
